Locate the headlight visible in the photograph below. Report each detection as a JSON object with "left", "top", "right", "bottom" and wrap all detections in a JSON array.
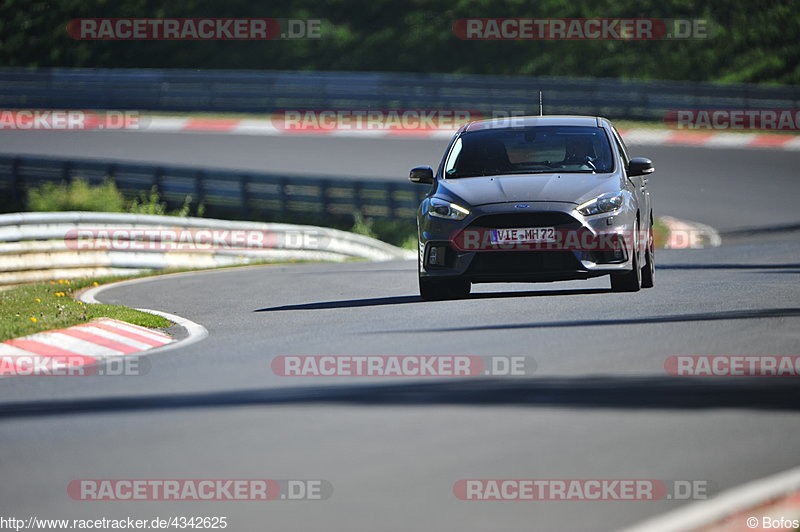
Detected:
[
  {"left": 577, "top": 192, "right": 624, "bottom": 216},
  {"left": 427, "top": 197, "right": 470, "bottom": 220}
]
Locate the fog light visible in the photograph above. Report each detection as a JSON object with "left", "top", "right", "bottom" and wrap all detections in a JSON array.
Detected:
[
  {"left": 610, "top": 237, "right": 625, "bottom": 261},
  {"left": 428, "top": 245, "right": 446, "bottom": 266}
]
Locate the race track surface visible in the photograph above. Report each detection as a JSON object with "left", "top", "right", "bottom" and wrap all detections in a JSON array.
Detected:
[{"left": 0, "top": 130, "right": 798, "bottom": 531}]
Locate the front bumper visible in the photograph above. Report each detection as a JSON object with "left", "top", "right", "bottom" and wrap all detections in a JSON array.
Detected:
[{"left": 418, "top": 201, "right": 638, "bottom": 284}]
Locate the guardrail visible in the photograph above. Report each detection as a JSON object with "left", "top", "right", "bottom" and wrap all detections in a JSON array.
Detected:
[
  {"left": 1, "top": 68, "right": 797, "bottom": 120},
  {"left": 0, "top": 155, "right": 426, "bottom": 224},
  {"left": 0, "top": 211, "right": 414, "bottom": 286}
]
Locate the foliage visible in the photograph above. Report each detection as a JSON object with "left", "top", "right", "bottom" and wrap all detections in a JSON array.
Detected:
[
  {"left": 25, "top": 179, "right": 204, "bottom": 217},
  {"left": 0, "top": 0, "right": 797, "bottom": 84},
  {"left": 351, "top": 212, "right": 377, "bottom": 238},
  {"left": 26, "top": 178, "right": 126, "bottom": 212}
]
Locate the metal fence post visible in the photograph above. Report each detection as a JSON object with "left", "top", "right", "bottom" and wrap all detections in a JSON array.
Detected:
[
  {"left": 353, "top": 181, "right": 363, "bottom": 215},
  {"left": 320, "top": 180, "right": 330, "bottom": 216},
  {"left": 386, "top": 182, "right": 398, "bottom": 220},
  {"left": 239, "top": 175, "right": 250, "bottom": 219},
  {"left": 10, "top": 157, "right": 21, "bottom": 208},
  {"left": 195, "top": 170, "right": 206, "bottom": 213},
  {"left": 62, "top": 160, "right": 72, "bottom": 183},
  {"left": 278, "top": 177, "right": 288, "bottom": 218}
]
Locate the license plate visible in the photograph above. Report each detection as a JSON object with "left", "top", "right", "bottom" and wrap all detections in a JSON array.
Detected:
[{"left": 490, "top": 227, "right": 556, "bottom": 244}]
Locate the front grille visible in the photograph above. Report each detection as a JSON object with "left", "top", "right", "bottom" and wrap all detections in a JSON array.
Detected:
[
  {"left": 469, "top": 212, "right": 580, "bottom": 229},
  {"left": 467, "top": 251, "right": 582, "bottom": 274}
]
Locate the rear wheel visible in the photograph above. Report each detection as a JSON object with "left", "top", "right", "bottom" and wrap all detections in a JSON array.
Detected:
[
  {"left": 611, "top": 221, "right": 642, "bottom": 293},
  {"left": 419, "top": 277, "right": 471, "bottom": 301}
]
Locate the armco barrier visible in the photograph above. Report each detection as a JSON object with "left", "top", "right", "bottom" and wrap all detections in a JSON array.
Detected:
[
  {"left": 0, "top": 211, "right": 414, "bottom": 286},
  {"left": 0, "top": 155, "right": 427, "bottom": 223},
  {"left": 0, "top": 68, "right": 797, "bottom": 120}
]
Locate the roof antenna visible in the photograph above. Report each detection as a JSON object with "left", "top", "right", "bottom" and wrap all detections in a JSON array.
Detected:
[{"left": 539, "top": 91, "right": 543, "bottom": 116}]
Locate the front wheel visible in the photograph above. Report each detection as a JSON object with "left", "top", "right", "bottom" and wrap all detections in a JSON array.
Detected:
[
  {"left": 419, "top": 277, "right": 471, "bottom": 301},
  {"left": 611, "top": 221, "right": 642, "bottom": 293},
  {"left": 641, "top": 224, "right": 655, "bottom": 289}
]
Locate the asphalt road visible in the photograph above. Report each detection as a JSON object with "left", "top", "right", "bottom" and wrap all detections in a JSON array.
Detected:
[
  {"left": 0, "top": 131, "right": 799, "bottom": 531},
  {"left": 1, "top": 129, "right": 799, "bottom": 232}
]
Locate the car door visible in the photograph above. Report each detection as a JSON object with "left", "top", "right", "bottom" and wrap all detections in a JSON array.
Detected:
[{"left": 611, "top": 127, "right": 651, "bottom": 229}]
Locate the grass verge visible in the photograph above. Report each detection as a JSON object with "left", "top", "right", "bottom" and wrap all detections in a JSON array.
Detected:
[
  {"left": 653, "top": 217, "right": 671, "bottom": 249},
  {"left": 0, "top": 276, "right": 171, "bottom": 343},
  {"left": 0, "top": 259, "right": 314, "bottom": 343}
]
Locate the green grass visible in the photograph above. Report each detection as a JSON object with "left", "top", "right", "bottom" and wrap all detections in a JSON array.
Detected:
[
  {"left": 653, "top": 217, "right": 671, "bottom": 249},
  {"left": 0, "top": 258, "right": 319, "bottom": 342},
  {"left": 0, "top": 276, "right": 171, "bottom": 343}
]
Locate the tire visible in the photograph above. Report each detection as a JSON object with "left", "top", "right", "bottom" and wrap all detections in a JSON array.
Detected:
[
  {"left": 641, "top": 223, "right": 655, "bottom": 289},
  {"left": 419, "top": 277, "right": 471, "bottom": 301},
  {"left": 611, "top": 221, "right": 642, "bottom": 293}
]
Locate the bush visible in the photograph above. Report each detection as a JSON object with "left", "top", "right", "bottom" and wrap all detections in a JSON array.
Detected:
[
  {"left": 26, "top": 178, "right": 126, "bottom": 212},
  {"left": 351, "top": 215, "right": 416, "bottom": 248},
  {"left": 126, "top": 186, "right": 168, "bottom": 215},
  {"left": 351, "top": 212, "right": 377, "bottom": 239},
  {"left": 127, "top": 187, "right": 204, "bottom": 217},
  {"left": 25, "top": 178, "right": 414, "bottom": 247},
  {"left": 26, "top": 179, "right": 204, "bottom": 217}
]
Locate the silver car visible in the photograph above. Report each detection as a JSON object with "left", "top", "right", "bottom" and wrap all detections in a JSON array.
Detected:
[{"left": 410, "top": 115, "right": 655, "bottom": 300}]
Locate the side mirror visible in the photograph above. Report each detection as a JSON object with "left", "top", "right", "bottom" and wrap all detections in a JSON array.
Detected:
[
  {"left": 409, "top": 165, "right": 435, "bottom": 184},
  {"left": 628, "top": 157, "right": 655, "bottom": 177}
]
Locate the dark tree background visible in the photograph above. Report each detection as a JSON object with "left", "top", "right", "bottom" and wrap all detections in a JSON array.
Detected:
[{"left": 0, "top": 0, "right": 797, "bottom": 84}]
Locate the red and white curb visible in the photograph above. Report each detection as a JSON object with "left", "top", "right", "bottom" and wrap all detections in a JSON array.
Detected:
[
  {"left": 620, "top": 129, "right": 800, "bottom": 151},
  {"left": 79, "top": 274, "right": 210, "bottom": 351},
  {"left": 124, "top": 117, "right": 800, "bottom": 150},
  {"left": 0, "top": 274, "right": 210, "bottom": 377},
  {"left": 620, "top": 466, "right": 800, "bottom": 532},
  {"left": 0, "top": 318, "right": 172, "bottom": 376}
]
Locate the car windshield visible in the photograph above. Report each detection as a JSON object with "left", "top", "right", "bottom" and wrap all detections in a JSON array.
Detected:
[{"left": 444, "top": 125, "right": 614, "bottom": 178}]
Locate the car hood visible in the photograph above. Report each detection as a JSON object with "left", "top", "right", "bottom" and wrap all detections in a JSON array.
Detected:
[{"left": 438, "top": 173, "right": 621, "bottom": 207}]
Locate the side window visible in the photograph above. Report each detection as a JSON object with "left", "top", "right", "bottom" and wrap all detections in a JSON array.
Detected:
[
  {"left": 444, "top": 136, "right": 462, "bottom": 176},
  {"left": 610, "top": 128, "right": 630, "bottom": 171}
]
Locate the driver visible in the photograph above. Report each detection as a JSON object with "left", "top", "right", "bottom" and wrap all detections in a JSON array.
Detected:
[{"left": 562, "top": 136, "right": 597, "bottom": 166}]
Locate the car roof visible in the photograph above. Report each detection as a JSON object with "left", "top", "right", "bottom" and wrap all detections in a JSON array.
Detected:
[{"left": 463, "top": 115, "right": 607, "bottom": 132}]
